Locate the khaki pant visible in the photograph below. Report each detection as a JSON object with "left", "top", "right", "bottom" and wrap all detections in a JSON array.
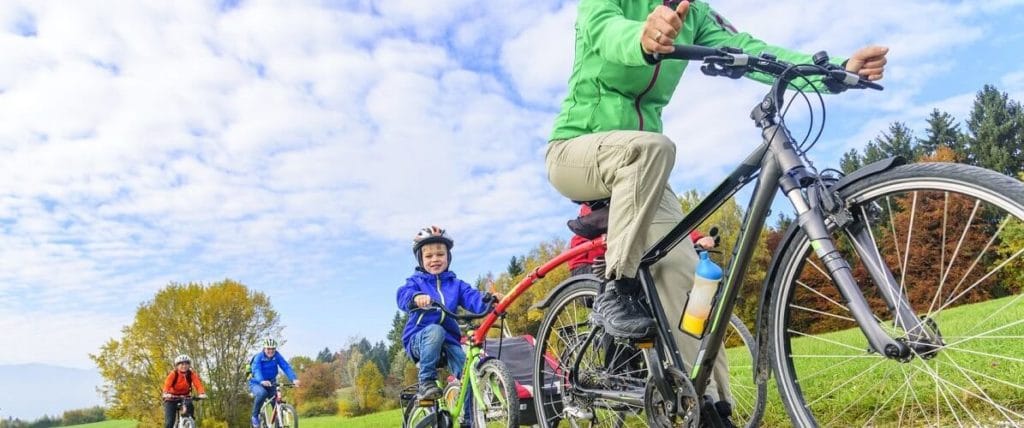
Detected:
[{"left": 545, "top": 130, "right": 732, "bottom": 402}]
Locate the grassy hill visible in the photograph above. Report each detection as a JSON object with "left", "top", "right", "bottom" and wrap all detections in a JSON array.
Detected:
[
  {"left": 304, "top": 408, "right": 403, "bottom": 427},
  {"left": 62, "top": 421, "right": 137, "bottom": 428}
]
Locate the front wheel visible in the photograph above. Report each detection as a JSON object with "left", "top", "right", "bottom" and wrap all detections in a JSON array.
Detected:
[
  {"left": 768, "top": 163, "right": 1024, "bottom": 427},
  {"left": 473, "top": 359, "right": 520, "bottom": 427},
  {"left": 177, "top": 417, "right": 195, "bottom": 428},
  {"left": 277, "top": 404, "right": 298, "bottom": 428}
]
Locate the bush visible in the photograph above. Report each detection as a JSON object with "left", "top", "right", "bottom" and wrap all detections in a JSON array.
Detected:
[
  {"left": 61, "top": 406, "right": 106, "bottom": 425},
  {"left": 297, "top": 398, "right": 339, "bottom": 417},
  {"left": 338, "top": 398, "right": 357, "bottom": 417},
  {"left": 201, "top": 418, "right": 230, "bottom": 428}
]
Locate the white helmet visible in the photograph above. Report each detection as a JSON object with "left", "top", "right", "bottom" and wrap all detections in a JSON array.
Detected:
[
  {"left": 174, "top": 354, "right": 191, "bottom": 365},
  {"left": 262, "top": 337, "right": 278, "bottom": 349},
  {"left": 412, "top": 226, "right": 454, "bottom": 268}
]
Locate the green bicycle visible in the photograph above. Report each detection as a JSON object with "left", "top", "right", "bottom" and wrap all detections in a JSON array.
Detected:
[{"left": 401, "top": 302, "right": 520, "bottom": 428}]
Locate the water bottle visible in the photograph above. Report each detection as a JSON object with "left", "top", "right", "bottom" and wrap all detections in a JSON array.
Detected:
[{"left": 680, "top": 251, "right": 723, "bottom": 337}]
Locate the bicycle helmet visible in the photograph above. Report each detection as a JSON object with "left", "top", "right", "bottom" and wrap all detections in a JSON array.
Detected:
[
  {"left": 174, "top": 354, "right": 191, "bottom": 365},
  {"left": 262, "top": 337, "right": 278, "bottom": 349},
  {"left": 412, "top": 226, "right": 454, "bottom": 269}
]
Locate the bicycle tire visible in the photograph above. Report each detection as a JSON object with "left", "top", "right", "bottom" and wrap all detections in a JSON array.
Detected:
[
  {"left": 472, "top": 358, "right": 520, "bottom": 427},
  {"left": 405, "top": 397, "right": 439, "bottom": 428},
  {"left": 532, "top": 279, "right": 647, "bottom": 428},
  {"left": 277, "top": 403, "right": 298, "bottom": 428},
  {"left": 722, "top": 314, "right": 767, "bottom": 428},
  {"left": 768, "top": 163, "right": 1024, "bottom": 427}
]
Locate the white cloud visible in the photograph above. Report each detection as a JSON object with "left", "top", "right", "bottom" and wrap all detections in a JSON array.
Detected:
[{"left": 1, "top": 0, "right": 1023, "bottom": 371}]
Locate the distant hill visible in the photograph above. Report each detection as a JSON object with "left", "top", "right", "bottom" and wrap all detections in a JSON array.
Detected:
[{"left": 0, "top": 364, "right": 104, "bottom": 420}]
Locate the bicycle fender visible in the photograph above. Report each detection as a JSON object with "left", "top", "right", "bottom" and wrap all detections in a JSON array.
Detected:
[
  {"left": 830, "top": 156, "right": 906, "bottom": 193},
  {"left": 755, "top": 156, "right": 906, "bottom": 382},
  {"left": 531, "top": 273, "right": 602, "bottom": 310}
]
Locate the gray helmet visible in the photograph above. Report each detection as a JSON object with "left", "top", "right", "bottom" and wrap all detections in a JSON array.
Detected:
[{"left": 174, "top": 354, "right": 191, "bottom": 365}]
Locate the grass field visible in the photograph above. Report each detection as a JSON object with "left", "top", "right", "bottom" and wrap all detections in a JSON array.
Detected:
[
  {"left": 304, "top": 408, "right": 403, "bottom": 427},
  {"left": 64, "top": 296, "right": 1023, "bottom": 427},
  {"left": 63, "top": 421, "right": 137, "bottom": 428}
]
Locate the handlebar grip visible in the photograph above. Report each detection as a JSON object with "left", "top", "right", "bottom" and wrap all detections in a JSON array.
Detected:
[{"left": 653, "top": 44, "right": 721, "bottom": 62}]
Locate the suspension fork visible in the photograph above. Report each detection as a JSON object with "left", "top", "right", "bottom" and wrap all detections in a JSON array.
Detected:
[{"left": 768, "top": 125, "right": 913, "bottom": 360}]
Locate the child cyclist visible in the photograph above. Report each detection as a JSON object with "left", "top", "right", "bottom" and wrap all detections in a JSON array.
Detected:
[{"left": 396, "top": 225, "right": 503, "bottom": 402}]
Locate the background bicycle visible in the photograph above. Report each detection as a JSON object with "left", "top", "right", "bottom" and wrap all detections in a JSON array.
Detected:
[
  {"left": 164, "top": 395, "right": 202, "bottom": 428},
  {"left": 257, "top": 383, "right": 297, "bottom": 428}
]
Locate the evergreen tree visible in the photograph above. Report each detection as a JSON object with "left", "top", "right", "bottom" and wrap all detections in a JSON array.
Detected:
[
  {"left": 917, "top": 109, "right": 964, "bottom": 158},
  {"left": 964, "top": 85, "right": 1024, "bottom": 176}
]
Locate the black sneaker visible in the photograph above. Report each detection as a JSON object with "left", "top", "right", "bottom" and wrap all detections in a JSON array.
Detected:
[
  {"left": 417, "top": 381, "right": 441, "bottom": 400},
  {"left": 715, "top": 400, "right": 738, "bottom": 428},
  {"left": 595, "top": 279, "right": 655, "bottom": 339}
]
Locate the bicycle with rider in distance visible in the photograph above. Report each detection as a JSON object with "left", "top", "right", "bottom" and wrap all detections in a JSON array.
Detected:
[
  {"left": 401, "top": 301, "right": 520, "bottom": 428},
  {"left": 523, "top": 44, "right": 1024, "bottom": 427},
  {"left": 257, "top": 383, "right": 297, "bottom": 428},
  {"left": 165, "top": 395, "right": 203, "bottom": 428}
]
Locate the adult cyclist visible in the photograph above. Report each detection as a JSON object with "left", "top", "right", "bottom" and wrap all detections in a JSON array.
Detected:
[
  {"left": 544, "top": 0, "right": 888, "bottom": 423},
  {"left": 249, "top": 338, "right": 299, "bottom": 427},
  {"left": 161, "top": 354, "right": 207, "bottom": 428}
]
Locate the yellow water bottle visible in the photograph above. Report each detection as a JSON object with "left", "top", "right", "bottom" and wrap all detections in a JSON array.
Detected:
[{"left": 681, "top": 251, "right": 722, "bottom": 337}]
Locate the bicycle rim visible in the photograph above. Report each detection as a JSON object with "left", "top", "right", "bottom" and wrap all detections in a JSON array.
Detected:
[
  {"left": 533, "top": 281, "right": 648, "bottom": 427},
  {"left": 770, "top": 163, "right": 1024, "bottom": 427}
]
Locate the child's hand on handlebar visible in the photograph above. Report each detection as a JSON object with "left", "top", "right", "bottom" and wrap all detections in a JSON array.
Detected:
[{"left": 414, "top": 294, "right": 432, "bottom": 308}]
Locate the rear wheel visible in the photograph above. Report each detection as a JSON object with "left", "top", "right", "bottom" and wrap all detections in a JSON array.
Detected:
[
  {"left": 769, "top": 163, "right": 1024, "bottom": 426},
  {"left": 533, "top": 280, "right": 647, "bottom": 427},
  {"left": 722, "top": 315, "right": 766, "bottom": 428}
]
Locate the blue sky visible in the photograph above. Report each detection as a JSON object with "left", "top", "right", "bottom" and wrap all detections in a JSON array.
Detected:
[{"left": 1, "top": 0, "right": 1023, "bottom": 378}]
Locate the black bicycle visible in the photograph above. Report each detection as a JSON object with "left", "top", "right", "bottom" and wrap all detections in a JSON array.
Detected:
[
  {"left": 533, "top": 44, "right": 1024, "bottom": 427},
  {"left": 165, "top": 395, "right": 202, "bottom": 428}
]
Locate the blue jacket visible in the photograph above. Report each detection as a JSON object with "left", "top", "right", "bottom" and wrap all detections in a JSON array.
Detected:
[
  {"left": 249, "top": 351, "right": 297, "bottom": 386},
  {"left": 396, "top": 269, "right": 490, "bottom": 358}
]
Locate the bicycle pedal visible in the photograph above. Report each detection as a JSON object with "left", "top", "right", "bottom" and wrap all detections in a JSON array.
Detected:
[
  {"left": 418, "top": 399, "right": 436, "bottom": 407},
  {"left": 630, "top": 339, "right": 655, "bottom": 350}
]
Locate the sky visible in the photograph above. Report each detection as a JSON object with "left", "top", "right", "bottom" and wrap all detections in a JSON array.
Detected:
[{"left": 2, "top": 0, "right": 1024, "bottom": 381}]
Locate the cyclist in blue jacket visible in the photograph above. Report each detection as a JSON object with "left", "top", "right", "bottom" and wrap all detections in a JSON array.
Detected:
[
  {"left": 249, "top": 337, "right": 299, "bottom": 427},
  {"left": 396, "top": 226, "right": 503, "bottom": 401}
]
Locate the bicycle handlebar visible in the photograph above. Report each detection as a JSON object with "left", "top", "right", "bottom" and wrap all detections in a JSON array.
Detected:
[
  {"left": 653, "top": 44, "right": 883, "bottom": 93},
  {"left": 410, "top": 301, "right": 495, "bottom": 321}
]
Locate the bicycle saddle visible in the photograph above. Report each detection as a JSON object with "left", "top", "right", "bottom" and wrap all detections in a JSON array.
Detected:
[{"left": 568, "top": 199, "right": 609, "bottom": 239}]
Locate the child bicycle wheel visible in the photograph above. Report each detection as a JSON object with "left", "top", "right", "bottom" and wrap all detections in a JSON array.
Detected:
[{"left": 472, "top": 358, "right": 520, "bottom": 427}]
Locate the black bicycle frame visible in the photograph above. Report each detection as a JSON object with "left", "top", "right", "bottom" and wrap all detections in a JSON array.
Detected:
[{"left": 634, "top": 100, "right": 932, "bottom": 402}]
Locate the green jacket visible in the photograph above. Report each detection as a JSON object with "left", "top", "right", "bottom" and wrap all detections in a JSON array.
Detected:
[{"left": 550, "top": 0, "right": 838, "bottom": 141}]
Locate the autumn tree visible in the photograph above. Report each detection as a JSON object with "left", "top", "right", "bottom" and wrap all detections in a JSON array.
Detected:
[
  {"left": 345, "top": 361, "right": 386, "bottom": 416},
  {"left": 91, "top": 280, "right": 280, "bottom": 427},
  {"left": 293, "top": 362, "right": 340, "bottom": 416},
  {"left": 288, "top": 355, "right": 315, "bottom": 377}
]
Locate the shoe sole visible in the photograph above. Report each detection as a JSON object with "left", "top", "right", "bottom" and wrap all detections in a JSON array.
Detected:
[{"left": 601, "top": 324, "right": 656, "bottom": 340}]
